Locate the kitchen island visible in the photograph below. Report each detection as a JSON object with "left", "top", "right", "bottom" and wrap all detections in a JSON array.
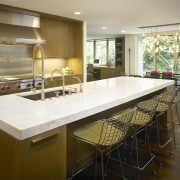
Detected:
[{"left": 0, "top": 77, "right": 174, "bottom": 179}]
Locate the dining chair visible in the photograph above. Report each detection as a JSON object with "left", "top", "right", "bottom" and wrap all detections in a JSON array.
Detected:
[{"left": 150, "top": 70, "right": 160, "bottom": 78}]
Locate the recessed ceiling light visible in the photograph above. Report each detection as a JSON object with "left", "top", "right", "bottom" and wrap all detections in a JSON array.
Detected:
[
  {"left": 74, "top": 12, "right": 81, "bottom": 15},
  {"left": 121, "top": 30, "right": 125, "bottom": 33},
  {"left": 101, "top": 26, "right": 107, "bottom": 29}
]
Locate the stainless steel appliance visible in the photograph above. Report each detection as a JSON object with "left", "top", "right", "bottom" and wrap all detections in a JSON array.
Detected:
[
  {"left": 0, "top": 75, "right": 48, "bottom": 95},
  {"left": 0, "top": 10, "right": 46, "bottom": 45},
  {"left": 0, "top": 9, "right": 47, "bottom": 96}
]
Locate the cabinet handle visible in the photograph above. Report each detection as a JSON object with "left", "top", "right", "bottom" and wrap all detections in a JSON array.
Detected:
[{"left": 31, "top": 130, "right": 60, "bottom": 143}]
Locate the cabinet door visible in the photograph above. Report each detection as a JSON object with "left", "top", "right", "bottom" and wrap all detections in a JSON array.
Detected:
[
  {"left": 65, "top": 74, "right": 82, "bottom": 85},
  {"left": 0, "top": 130, "right": 19, "bottom": 180},
  {"left": 101, "top": 68, "right": 116, "bottom": 79},
  {"left": 56, "top": 20, "right": 65, "bottom": 57},
  {"left": 40, "top": 17, "right": 49, "bottom": 58},
  {"left": 65, "top": 22, "right": 75, "bottom": 57},
  {"left": 41, "top": 17, "right": 65, "bottom": 58},
  {"left": 115, "top": 68, "right": 122, "bottom": 77},
  {"left": 49, "top": 76, "right": 63, "bottom": 88},
  {"left": 20, "top": 126, "right": 66, "bottom": 180},
  {"left": 40, "top": 17, "right": 55, "bottom": 58}
]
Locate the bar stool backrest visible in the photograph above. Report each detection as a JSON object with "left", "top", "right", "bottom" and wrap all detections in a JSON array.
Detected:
[
  {"left": 98, "top": 109, "right": 135, "bottom": 146},
  {"left": 174, "top": 87, "right": 180, "bottom": 103},
  {"left": 134, "top": 99, "right": 159, "bottom": 125},
  {"left": 154, "top": 89, "right": 176, "bottom": 112}
]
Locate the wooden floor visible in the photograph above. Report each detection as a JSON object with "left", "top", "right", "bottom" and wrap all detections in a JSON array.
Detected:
[{"left": 72, "top": 103, "right": 180, "bottom": 180}]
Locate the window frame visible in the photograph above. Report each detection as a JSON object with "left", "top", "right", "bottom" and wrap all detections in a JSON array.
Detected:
[{"left": 87, "top": 38, "right": 115, "bottom": 66}]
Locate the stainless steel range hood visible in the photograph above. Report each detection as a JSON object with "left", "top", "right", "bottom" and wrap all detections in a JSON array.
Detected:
[{"left": 0, "top": 10, "right": 46, "bottom": 45}]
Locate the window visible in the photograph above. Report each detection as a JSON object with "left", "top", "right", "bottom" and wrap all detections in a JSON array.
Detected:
[
  {"left": 87, "top": 39, "right": 115, "bottom": 65},
  {"left": 87, "top": 41, "right": 94, "bottom": 64},
  {"left": 143, "top": 36, "right": 154, "bottom": 72},
  {"left": 95, "top": 40, "right": 107, "bottom": 64},
  {"left": 155, "top": 35, "right": 174, "bottom": 72},
  {"left": 108, "top": 39, "right": 115, "bottom": 65},
  {"left": 143, "top": 33, "right": 180, "bottom": 74},
  {"left": 177, "top": 37, "right": 180, "bottom": 72}
]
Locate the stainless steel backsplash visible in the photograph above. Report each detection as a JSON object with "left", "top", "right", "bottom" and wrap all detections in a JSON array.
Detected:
[{"left": 0, "top": 44, "right": 33, "bottom": 76}]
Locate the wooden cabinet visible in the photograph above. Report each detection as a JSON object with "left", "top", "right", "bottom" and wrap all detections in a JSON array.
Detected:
[
  {"left": 115, "top": 68, "right": 122, "bottom": 76},
  {"left": 65, "top": 22, "right": 75, "bottom": 57},
  {"left": 47, "top": 74, "right": 83, "bottom": 88},
  {"left": 0, "top": 126, "right": 67, "bottom": 180},
  {"left": 40, "top": 17, "right": 66, "bottom": 58},
  {"left": 40, "top": 17, "right": 57, "bottom": 58},
  {"left": 93, "top": 67, "right": 122, "bottom": 80},
  {"left": 115, "top": 37, "right": 125, "bottom": 68},
  {"left": 56, "top": 20, "right": 66, "bottom": 57},
  {"left": 101, "top": 68, "right": 116, "bottom": 79},
  {"left": 40, "top": 17, "right": 75, "bottom": 58},
  {"left": 65, "top": 74, "right": 82, "bottom": 85},
  {"left": 48, "top": 76, "right": 63, "bottom": 88},
  {"left": 20, "top": 126, "right": 66, "bottom": 180},
  {"left": 0, "top": 129, "right": 19, "bottom": 180}
]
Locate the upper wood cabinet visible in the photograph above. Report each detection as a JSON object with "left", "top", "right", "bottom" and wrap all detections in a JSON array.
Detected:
[
  {"left": 40, "top": 17, "right": 55, "bottom": 58},
  {"left": 40, "top": 17, "right": 75, "bottom": 58},
  {"left": 56, "top": 20, "right": 66, "bottom": 57},
  {"left": 65, "top": 22, "right": 75, "bottom": 58}
]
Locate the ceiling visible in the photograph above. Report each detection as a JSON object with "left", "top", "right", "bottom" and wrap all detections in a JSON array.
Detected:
[{"left": 1, "top": 0, "right": 180, "bottom": 39}]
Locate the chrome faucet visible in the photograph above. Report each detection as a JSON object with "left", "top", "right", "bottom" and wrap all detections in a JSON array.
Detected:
[
  {"left": 32, "top": 44, "right": 45, "bottom": 100},
  {"left": 73, "top": 76, "right": 83, "bottom": 93},
  {"left": 51, "top": 69, "right": 65, "bottom": 96}
]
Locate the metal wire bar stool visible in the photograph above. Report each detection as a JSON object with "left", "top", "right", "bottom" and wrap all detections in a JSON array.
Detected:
[
  {"left": 140, "top": 89, "right": 176, "bottom": 165},
  {"left": 171, "top": 87, "right": 180, "bottom": 133},
  {"left": 110, "top": 98, "right": 158, "bottom": 179},
  {"left": 71, "top": 109, "right": 135, "bottom": 180}
]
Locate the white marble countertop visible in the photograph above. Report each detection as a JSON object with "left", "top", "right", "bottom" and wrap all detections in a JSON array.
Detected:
[{"left": 0, "top": 77, "right": 174, "bottom": 140}]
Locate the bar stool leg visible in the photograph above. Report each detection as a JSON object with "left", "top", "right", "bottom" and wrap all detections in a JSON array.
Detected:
[
  {"left": 176, "top": 104, "right": 180, "bottom": 125},
  {"left": 156, "top": 115, "right": 163, "bottom": 166},
  {"left": 71, "top": 139, "right": 81, "bottom": 179},
  {"left": 147, "top": 125, "right": 157, "bottom": 175},
  {"left": 170, "top": 106, "right": 177, "bottom": 148}
]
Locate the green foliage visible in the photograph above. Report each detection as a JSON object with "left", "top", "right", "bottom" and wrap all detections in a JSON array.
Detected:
[{"left": 143, "top": 35, "right": 178, "bottom": 73}]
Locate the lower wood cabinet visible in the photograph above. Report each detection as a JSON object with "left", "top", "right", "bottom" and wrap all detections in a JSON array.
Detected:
[
  {"left": 48, "top": 76, "right": 63, "bottom": 88},
  {"left": 0, "top": 129, "right": 19, "bottom": 179},
  {"left": 93, "top": 67, "right": 122, "bottom": 80},
  {"left": 0, "top": 126, "right": 66, "bottom": 180},
  {"left": 65, "top": 74, "right": 82, "bottom": 85},
  {"left": 48, "top": 74, "right": 83, "bottom": 88}
]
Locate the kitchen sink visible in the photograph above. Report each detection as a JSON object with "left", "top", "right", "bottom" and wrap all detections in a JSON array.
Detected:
[{"left": 21, "top": 89, "right": 73, "bottom": 101}]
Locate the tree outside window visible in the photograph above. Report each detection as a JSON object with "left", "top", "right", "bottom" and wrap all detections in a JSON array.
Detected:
[
  {"left": 155, "top": 35, "right": 174, "bottom": 72},
  {"left": 143, "top": 34, "right": 179, "bottom": 74},
  {"left": 108, "top": 39, "right": 115, "bottom": 65},
  {"left": 95, "top": 40, "right": 107, "bottom": 65},
  {"left": 177, "top": 36, "right": 180, "bottom": 72},
  {"left": 87, "top": 41, "right": 94, "bottom": 64},
  {"left": 143, "top": 36, "right": 154, "bottom": 73}
]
